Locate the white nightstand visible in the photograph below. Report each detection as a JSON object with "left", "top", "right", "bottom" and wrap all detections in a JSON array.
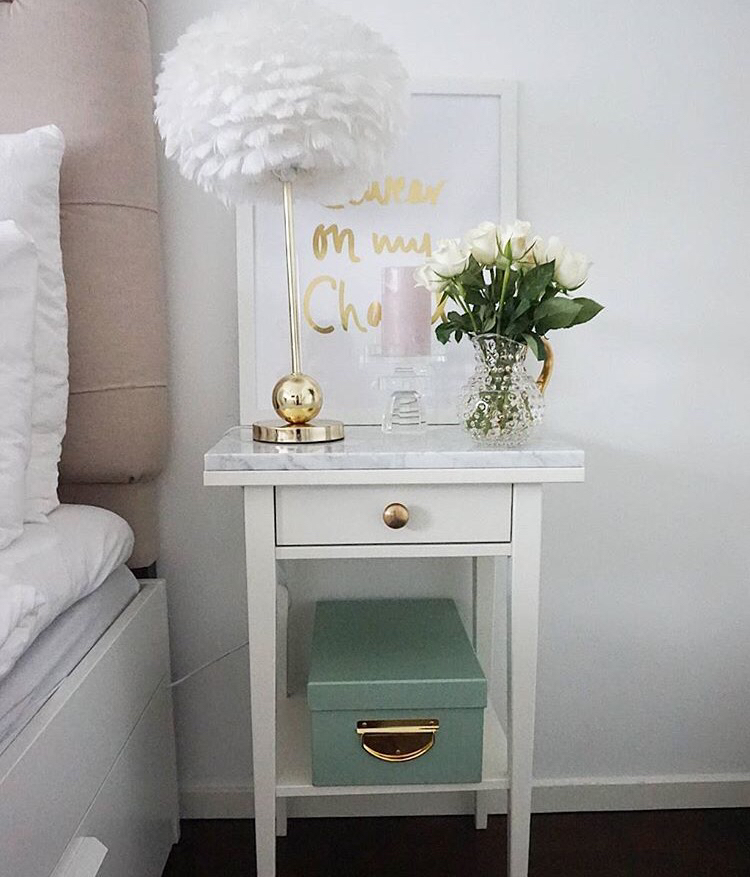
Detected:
[{"left": 204, "top": 425, "right": 584, "bottom": 877}]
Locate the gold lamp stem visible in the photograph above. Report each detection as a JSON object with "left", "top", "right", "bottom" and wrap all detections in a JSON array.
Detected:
[
  {"left": 282, "top": 180, "right": 302, "bottom": 375},
  {"left": 251, "top": 180, "right": 344, "bottom": 443}
]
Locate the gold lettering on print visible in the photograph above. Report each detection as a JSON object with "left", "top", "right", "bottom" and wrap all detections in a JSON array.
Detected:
[
  {"left": 329, "top": 177, "right": 446, "bottom": 208},
  {"left": 371, "top": 232, "right": 432, "bottom": 256},
  {"left": 312, "top": 224, "right": 361, "bottom": 263},
  {"left": 304, "top": 275, "right": 368, "bottom": 334},
  {"left": 349, "top": 177, "right": 402, "bottom": 206},
  {"left": 406, "top": 179, "right": 445, "bottom": 205},
  {"left": 306, "top": 276, "right": 443, "bottom": 334},
  {"left": 367, "top": 300, "right": 382, "bottom": 327},
  {"left": 303, "top": 275, "right": 335, "bottom": 334},
  {"left": 338, "top": 280, "right": 367, "bottom": 333}
]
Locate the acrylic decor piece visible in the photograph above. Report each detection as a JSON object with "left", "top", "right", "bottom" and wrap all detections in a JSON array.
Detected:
[
  {"left": 155, "top": 0, "right": 408, "bottom": 442},
  {"left": 380, "top": 364, "right": 429, "bottom": 434},
  {"left": 239, "top": 81, "right": 518, "bottom": 427}
]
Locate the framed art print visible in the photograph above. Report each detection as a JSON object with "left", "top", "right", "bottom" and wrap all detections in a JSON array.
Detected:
[{"left": 237, "top": 80, "right": 517, "bottom": 425}]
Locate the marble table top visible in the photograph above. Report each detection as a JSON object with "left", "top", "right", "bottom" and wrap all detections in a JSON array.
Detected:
[{"left": 204, "top": 425, "right": 584, "bottom": 472}]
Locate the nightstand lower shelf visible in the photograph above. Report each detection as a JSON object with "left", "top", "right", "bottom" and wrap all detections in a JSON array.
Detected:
[{"left": 276, "top": 693, "right": 508, "bottom": 797}]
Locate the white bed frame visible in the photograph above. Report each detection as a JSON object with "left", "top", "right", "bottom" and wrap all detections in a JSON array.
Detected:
[{"left": 0, "top": 581, "right": 179, "bottom": 877}]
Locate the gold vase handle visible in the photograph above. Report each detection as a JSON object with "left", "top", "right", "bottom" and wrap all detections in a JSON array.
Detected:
[
  {"left": 356, "top": 719, "right": 438, "bottom": 763},
  {"left": 535, "top": 337, "right": 554, "bottom": 395}
]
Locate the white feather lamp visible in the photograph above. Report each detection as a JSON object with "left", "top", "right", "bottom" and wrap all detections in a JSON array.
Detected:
[{"left": 155, "top": 0, "right": 408, "bottom": 442}]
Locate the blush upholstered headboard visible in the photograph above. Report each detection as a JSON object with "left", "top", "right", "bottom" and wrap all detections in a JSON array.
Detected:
[{"left": 0, "top": 0, "right": 168, "bottom": 568}]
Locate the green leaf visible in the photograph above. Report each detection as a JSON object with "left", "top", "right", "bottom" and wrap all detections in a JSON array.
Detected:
[
  {"left": 519, "top": 261, "right": 555, "bottom": 300},
  {"left": 481, "top": 312, "right": 497, "bottom": 332},
  {"left": 505, "top": 309, "right": 535, "bottom": 338},
  {"left": 505, "top": 293, "right": 535, "bottom": 336},
  {"left": 522, "top": 332, "right": 546, "bottom": 361},
  {"left": 533, "top": 296, "right": 583, "bottom": 333},
  {"left": 461, "top": 263, "right": 484, "bottom": 282},
  {"left": 464, "top": 287, "right": 487, "bottom": 307},
  {"left": 435, "top": 322, "right": 453, "bottom": 344},
  {"left": 568, "top": 297, "right": 603, "bottom": 325}
]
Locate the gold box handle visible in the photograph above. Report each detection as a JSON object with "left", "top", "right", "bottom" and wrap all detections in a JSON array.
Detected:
[{"left": 356, "top": 719, "right": 439, "bottom": 763}]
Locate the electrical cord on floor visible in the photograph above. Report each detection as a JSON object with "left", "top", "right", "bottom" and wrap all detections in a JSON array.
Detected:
[{"left": 168, "top": 641, "right": 249, "bottom": 688}]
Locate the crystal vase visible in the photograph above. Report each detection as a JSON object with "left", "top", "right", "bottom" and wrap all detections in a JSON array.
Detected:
[{"left": 460, "top": 334, "right": 551, "bottom": 446}]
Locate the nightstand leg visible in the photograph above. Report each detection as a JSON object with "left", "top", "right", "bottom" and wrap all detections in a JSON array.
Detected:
[
  {"left": 244, "top": 487, "right": 278, "bottom": 877},
  {"left": 276, "top": 799, "right": 288, "bottom": 838},
  {"left": 473, "top": 556, "right": 498, "bottom": 831},
  {"left": 276, "top": 581, "right": 290, "bottom": 698},
  {"left": 507, "top": 484, "right": 543, "bottom": 877}
]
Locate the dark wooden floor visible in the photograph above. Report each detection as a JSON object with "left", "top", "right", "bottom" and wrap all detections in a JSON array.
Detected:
[{"left": 163, "top": 810, "right": 750, "bottom": 876}]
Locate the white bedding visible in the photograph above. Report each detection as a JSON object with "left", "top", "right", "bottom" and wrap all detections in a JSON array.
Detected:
[
  {"left": 0, "top": 221, "right": 38, "bottom": 550},
  {"left": 0, "top": 564, "right": 138, "bottom": 753},
  {"left": 0, "top": 504, "right": 133, "bottom": 681},
  {"left": 0, "top": 126, "right": 69, "bottom": 522}
]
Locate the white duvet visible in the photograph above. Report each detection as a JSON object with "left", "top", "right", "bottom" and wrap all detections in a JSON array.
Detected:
[{"left": 0, "top": 504, "right": 134, "bottom": 681}]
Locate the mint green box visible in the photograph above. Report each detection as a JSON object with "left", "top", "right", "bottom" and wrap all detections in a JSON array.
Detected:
[{"left": 308, "top": 599, "right": 487, "bottom": 786}]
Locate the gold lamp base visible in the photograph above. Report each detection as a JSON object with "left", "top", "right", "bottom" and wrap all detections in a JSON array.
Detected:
[
  {"left": 253, "top": 370, "right": 344, "bottom": 443},
  {"left": 252, "top": 419, "right": 345, "bottom": 444}
]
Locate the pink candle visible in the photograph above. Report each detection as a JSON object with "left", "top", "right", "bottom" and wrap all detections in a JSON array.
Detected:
[{"left": 380, "top": 266, "right": 431, "bottom": 357}]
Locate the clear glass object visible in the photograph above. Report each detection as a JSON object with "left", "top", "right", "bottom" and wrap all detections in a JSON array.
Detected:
[
  {"left": 381, "top": 366, "right": 427, "bottom": 433},
  {"left": 461, "top": 334, "right": 544, "bottom": 446},
  {"left": 362, "top": 347, "right": 446, "bottom": 435}
]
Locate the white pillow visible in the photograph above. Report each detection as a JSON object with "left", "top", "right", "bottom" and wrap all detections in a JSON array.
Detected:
[
  {"left": 0, "top": 222, "right": 38, "bottom": 549},
  {"left": 0, "top": 126, "right": 68, "bottom": 522}
]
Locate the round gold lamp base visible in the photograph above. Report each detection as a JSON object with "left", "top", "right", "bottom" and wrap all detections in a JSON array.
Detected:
[
  {"left": 252, "top": 419, "right": 345, "bottom": 444},
  {"left": 255, "top": 371, "right": 344, "bottom": 442}
]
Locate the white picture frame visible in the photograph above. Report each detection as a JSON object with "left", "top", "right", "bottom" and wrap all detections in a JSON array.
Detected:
[{"left": 236, "top": 79, "right": 517, "bottom": 426}]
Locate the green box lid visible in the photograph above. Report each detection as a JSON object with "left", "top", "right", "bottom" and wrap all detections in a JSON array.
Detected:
[{"left": 308, "top": 599, "right": 487, "bottom": 711}]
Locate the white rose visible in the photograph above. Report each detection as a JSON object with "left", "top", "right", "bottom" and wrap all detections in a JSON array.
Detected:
[
  {"left": 545, "top": 236, "right": 591, "bottom": 288},
  {"left": 556, "top": 249, "right": 591, "bottom": 288},
  {"left": 501, "top": 220, "right": 533, "bottom": 260},
  {"left": 544, "top": 236, "right": 565, "bottom": 263},
  {"left": 428, "top": 237, "right": 469, "bottom": 278},
  {"left": 413, "top": 263, "right": 443, "bottom": 293},
  {"left": 464, "top": 221, "right": 499, "bottom": 265},
  {"left": 521, "top": 235, "right": 546, "bottom": 265}
]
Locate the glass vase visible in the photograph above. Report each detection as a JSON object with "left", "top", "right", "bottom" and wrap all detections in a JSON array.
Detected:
[{"left": 460, "top": 334, "right": 549, "bottom": 446}]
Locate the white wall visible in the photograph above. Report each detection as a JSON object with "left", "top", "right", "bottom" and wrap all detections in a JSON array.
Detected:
[{"left": 151, "top": 0, "right": 750, "bottom": 808}]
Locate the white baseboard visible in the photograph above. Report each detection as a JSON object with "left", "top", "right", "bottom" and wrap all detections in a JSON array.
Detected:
[{"left": 181, "top": 773, "right": 750, "bottom": 820}]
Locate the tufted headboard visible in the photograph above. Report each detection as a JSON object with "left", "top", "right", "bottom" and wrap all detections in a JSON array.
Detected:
[{"left": 0, "top": 0, "right": 168, "bottom": 569}]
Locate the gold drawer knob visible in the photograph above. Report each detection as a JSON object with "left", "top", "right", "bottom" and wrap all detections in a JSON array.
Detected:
[{"left": 383, "top": 502, "right": 409, "bottom": 529}]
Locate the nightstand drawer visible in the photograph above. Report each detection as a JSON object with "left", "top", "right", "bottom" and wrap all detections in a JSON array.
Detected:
[{"left": 275, "top": 484, "right": 511, "bottom": 546}]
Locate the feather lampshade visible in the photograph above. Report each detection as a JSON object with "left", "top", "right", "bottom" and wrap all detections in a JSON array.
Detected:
[{"left": 155, "top": 0, "right": 408, "bottom": 442}]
